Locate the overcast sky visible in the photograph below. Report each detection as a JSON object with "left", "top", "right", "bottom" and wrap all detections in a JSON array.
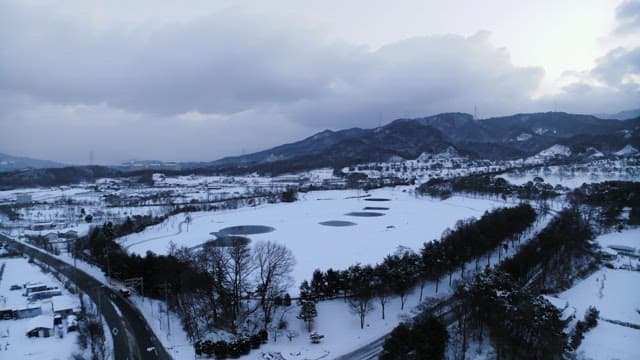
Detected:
[{"left": 1, "top": 0, "right": 639, "bottom": 164}]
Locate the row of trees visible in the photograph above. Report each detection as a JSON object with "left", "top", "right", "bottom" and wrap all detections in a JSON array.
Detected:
[
  {"left": 453, "top": 270, "right": 566, "bottom": 359},
  {"left": 500, "top": 208, "right": 595, "bottom": 292},
  {"left": 445, "top": 208, "right": 596, "bottom": 359},
  {"left": 418, "top": 175, "right": 563, "bottom": 200},
  {"left": 569, "top": 181, "right": 640, "bottom": 230},
  {"left": 301, "top": 204, "right": 538, "bottom": 330}
]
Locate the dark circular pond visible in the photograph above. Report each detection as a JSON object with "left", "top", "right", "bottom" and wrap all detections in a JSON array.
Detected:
[
  {"left": 194, "top": 235, "right": 250, "bottom": 249},
  {"left": 217, "top": 225, "right": 276, "bottom": 235},
  {"left": 345, "top": 212, "right": 386, "bottom": 217},
  {"left": 363, "top": 206, "right": 390, "bottom": 210},
  {"left": 319, "top": 220, "right": 357, "bottom": 227},
  {"left": 363, "top": 198, "right": 391, "bottom": 202}
]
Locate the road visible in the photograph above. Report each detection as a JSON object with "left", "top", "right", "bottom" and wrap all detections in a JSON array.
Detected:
[
  {"left": 0, "top": 234, "right": 172, "bottom": 360},
  {"left": 334, "top": 298, "right": 456, "bottom": 360}
]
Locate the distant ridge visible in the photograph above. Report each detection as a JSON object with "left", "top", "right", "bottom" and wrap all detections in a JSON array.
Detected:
[
  {"left": 594, "top": 108, "right": 640, "bottom": 120},
  {"left": 0, "top": 152, "right": 65, "bottom": 172}
]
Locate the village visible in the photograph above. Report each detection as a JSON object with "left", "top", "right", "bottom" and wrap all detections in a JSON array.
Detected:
[{"left": 0, "top": 239, "right": 85, "bottom": 359}]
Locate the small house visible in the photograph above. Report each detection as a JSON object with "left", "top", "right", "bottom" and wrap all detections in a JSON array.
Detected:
[
  {"left": 24, "top": 283, "right": 48, "bottom": 296},
  {"left": 53, "top": 297, "right": 80, "bottom": 316},
  {"left": 600, "top": 247, "right": 618, "bottom": 261}
]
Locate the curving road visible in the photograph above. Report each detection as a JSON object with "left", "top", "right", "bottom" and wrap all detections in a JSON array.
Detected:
[
  {"left": 333, "top": 298, "right": 456, "bottom": 360},
  {"left": 0, "top": 234, "right": 172, "bottom": 360}
]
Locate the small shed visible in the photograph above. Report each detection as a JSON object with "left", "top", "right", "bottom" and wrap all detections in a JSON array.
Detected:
[
  {"left": 15, "top": 305, "right": 42, "bottom": 319},
  {"left": 600, "top": 247, "right": 618, "bottom": 261},
  {"left": 53, "top": 297, "right": 80, "bottom": 316},
  {"left": 0, "top": 308, "right": 13, "bottom": 320},
  {"left": 26, "top": 315, "right": 53, "bottom": 338}
]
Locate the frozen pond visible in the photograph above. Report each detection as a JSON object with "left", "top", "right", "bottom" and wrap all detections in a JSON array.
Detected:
[
  {"left": 194, "top": 235, "right": 251, "bottom": 249},
  {"left": 119, "top": 187, "right": 507, "bottom": 294},
  {"left": 217, "top": 225, "right": 275, "bottom": 235},
  {"left": 319, "top": 220, "right": 357, "bottom": 227},
  {"left": 363, "top": 206, "right": 389, "bottom": 210},
  {"left": 345, "top": 211, "right": 386, "bottom": 217}
]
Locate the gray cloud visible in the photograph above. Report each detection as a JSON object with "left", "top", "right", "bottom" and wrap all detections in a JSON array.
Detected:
[
  {"left": 0, "top": 2, "right": 542, "bottom": 122},
  {"left": 0, "top": 3, "right": 365, "bottom": 115},
  {"left": 0, "top": 1, "right": 638, "bottom": 164},
  {"left": 592, "top": 47, "right": 640, "bottom": 88},
  {"left": 537, "top": 46, "right": 640, "bottom": 114},
  {"left": 614, "top": 0, "right": 640, "bottom": 34}
]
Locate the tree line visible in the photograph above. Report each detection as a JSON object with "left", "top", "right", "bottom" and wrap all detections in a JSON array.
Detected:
[
  {"left": 568, "top": 181, "right": 640, "bottom": 230},
  {"left": 409, "top": 208, "right": 595, "bottom": 360},
  {"left": 418, "top": 175, "right": 563, "bottom": 200},
  {"left": 302, "top": 204, "right": 537, "bottom": 331}
]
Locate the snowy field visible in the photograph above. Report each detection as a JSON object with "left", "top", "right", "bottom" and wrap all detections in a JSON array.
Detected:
[
  {"left": 0, "top": 256, "right": 82, "bottom": 360},
  {"left": 546, "top": 228, "right": 640, "bottom": 360},
  {"left": 118, "top": 187, "right": 507, "bottom": 292},
  {"left": 594, "top": 229, "right": 640, "bottom": 252}
]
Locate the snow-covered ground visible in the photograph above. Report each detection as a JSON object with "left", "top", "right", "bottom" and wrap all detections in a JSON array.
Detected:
[
  {"left": 0, "top": 256, "right": 83, "bottom": 360},
  {"left": 545, "top": 228, "right": 640, "bottom": 360},
  {"left": 594, "top": 230, "right": 640, "bottom": 253},
  {"left": 577, "top": 321, "right": 640, "bottom": 360},
  {"left": 119, "top": 187, "right": 507, "bottom": 293},
  {"left": 501, "top": 159, "right": 640, "bottom": 189}
]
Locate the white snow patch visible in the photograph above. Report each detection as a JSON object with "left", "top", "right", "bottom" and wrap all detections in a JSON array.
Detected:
[
  {"left": 614, "top": 144, "right": 639, "bottom": 156},
  {"left": 516, "top": 133, "right": 532, "bottom": 141},
  {"left": 537, "top": 144, "right": 572, "bottom": 157}
]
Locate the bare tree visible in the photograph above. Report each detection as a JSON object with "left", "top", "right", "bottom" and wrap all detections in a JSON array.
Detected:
[
  {"left": 347, "top": 264, "right": 375, "bottom": 329},
  {"left": 253, "top": 240, "right": 296, "bottom": 330},
  {"left": 225, "top": 238, "right": 255, "bottom": 331}
]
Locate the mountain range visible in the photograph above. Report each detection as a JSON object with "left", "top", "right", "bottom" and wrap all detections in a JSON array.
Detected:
[
  {"left": 204, "top": 112, "right": 640, "bottom": 174},
  {"left": 1, "top": 111, "right": 639, "bottom": 186}
]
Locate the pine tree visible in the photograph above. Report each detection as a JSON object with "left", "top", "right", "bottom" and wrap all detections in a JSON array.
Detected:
[{"left": 297, "top": 300, "right": 317, "bottom": 332}]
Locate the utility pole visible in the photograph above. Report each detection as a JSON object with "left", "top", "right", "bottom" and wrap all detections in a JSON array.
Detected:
[
  {"left": 97, "top": 286, "right": 102, "bottom": 317},
  {"left": 163, "top": 281, "right": 171, "bottom": 338}
]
